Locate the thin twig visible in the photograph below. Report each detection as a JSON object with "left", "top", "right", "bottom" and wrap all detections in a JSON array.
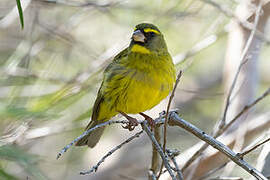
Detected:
[
  {"left": 80, "top": 130, "right": 143, "bottom": 175},
  {"left": 239, "top": 137, "right": 270, "bottom": 158},
  {"left": 56, "top": 120, "right": 128, "bottom": 159},
  {"left": 220, "top": 0, "right": 262, "bottom": 128},
  {"left": 150, "top": 125, "right": 161, "bottom": 176},
  {"left": 158, "top": 70, "right": 182, "bottom": 178},
  {"left": 167, "top": 149, "right": 183, "bottom": 180},
  {"left": 142, "top": 121, "right": 177, "bottom": 180},
  {"left": 168, "top": 111, "right": 268, "bottom": 180},
  {"left": 220, "top": 87, "right": 270, "bottom": 136},
  {"left": 163, "top": 71, "right": 183, "bottom": 152}
]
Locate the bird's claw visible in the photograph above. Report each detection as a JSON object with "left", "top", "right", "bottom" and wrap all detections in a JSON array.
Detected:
[
  {"left": 139, "top": 113, "right": 155, "bottom": 130},
  {"left": 118, "top": 111, "right": 139, "bottom": 131},
  {"left": 122, "top": 124, "right": 136, "bottom": 131},
  {"left": 122, "top": 119, "right": 138, "bottom": 131}
]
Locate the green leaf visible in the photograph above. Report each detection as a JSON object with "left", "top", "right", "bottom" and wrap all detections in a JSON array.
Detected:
[{"left": 15, "top": 0, "right": 24, "bottom": 29}]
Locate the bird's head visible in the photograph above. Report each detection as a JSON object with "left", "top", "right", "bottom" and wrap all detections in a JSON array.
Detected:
[{"left": 129, "top": 23, "right": 168, "bottom": 54}]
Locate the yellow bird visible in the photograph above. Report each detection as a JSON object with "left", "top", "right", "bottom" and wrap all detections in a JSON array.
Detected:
[{"left": 75, "top": 23, "right": 176, "bottom": 147}]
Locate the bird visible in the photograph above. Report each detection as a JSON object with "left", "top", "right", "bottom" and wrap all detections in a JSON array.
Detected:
[{"left": 75, "top": 23, "right": 176, "bottom": 147}]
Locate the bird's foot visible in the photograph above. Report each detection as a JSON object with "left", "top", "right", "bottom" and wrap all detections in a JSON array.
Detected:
[
  {"left": 139, "top": 112, "right": 155, "bottom": 130},
  {"left": 119, "top": 111, "right": 138, "bottom": 131}
]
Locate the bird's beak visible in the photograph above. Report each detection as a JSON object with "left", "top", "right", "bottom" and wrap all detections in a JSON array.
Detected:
[{"left": 132, "top": 30, "right": 146, "bottom": 43}]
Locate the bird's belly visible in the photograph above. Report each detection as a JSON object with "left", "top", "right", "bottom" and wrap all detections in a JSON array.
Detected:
[{"left": 116, "top": 78, "right": 171, "bottom": 114}]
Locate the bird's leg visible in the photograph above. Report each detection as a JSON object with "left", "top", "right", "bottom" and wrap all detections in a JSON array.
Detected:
[
  {"left": 139, "top": 112, "right": 155, "bottom": 129},
  {"left": 118, "top": 111, "right": 138, "bottom": 131}
]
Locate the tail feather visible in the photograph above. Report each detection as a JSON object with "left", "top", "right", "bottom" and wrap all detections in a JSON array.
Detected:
[{"left": 75, "top": 121, "right": 105, "bottom": 148}]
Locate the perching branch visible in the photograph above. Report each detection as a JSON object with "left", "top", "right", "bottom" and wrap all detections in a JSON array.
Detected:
[
  {"left": 57, "top": 87, "right": 270, "bottom": 179},
  {"left": 168, "top": 111, "right": 268, "bottom": 180},
  {"left": 57, "top": 109, "right": 268, "bottom": 179},
  {"left": 56, "top": 119, "right": 128, "bottom": 159},
  {"left": 181, "top": 87, "right": 270, "bottom": 171}
]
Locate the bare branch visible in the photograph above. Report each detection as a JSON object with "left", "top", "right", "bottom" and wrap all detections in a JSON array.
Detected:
[
  {"left": 168, "top": 111, "right": 268, "bottom": 180},
  {"left": 142, "top": 121, "right": 178, "bottom": 180},
  {"left": 159, "top": 71, "right": 182, "bottom": 178},
  {"left": 239, "top": 137, "right": 270, "bottom": 158},
  {"left": 182, "top": 86, "right": 270, "bottom": 171},
  {"left": 56, "top": 119, "right": 128, "bottom": 159},
  {"left": 220, "top": 87, "right": 270, "bottom": 136},
  {"left": 166, "top": 149, "right": 183, "bottom": 180},
  {"left": 80, "top": 130, "right": 143, "bottom": 175},
  {"left": 220, "top": 0, "right": 263, "bottom": 127},
  {"left": 163, "top": 70, "right": 182, "bottom": 151},
  {"left": 150, "top": 125, "right": 161, "bottom": 176}
]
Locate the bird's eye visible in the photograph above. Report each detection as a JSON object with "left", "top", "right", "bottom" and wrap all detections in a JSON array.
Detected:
[{"left": 149, "top": 32, "right": 155, "bottom": 36}]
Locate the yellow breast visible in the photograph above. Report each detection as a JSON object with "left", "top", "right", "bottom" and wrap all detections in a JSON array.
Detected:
[
  {"left": 100, "top": 52, "right": 175, "bottom": 118},
  {"left": 115, "top": 56, "right": 175, "bottom": 114}
]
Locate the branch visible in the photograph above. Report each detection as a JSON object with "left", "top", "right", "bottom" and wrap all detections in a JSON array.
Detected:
[
  {"left": 56, "top": 120, "right": 128, "bottom": 159},
  {"left": 170, "top": 111, "right": 270, "bottom": 178},
  {"left": 220, "top": 87, "right": 270, "bottom": 136},
  {"left": 80, "top": 130, "right": 143, "bottom": 175},
  {"left": 239, "top": 137, "right": 270, "bottom": 158},
  {"left": 142, "top": 121, "right": 178, "bottom": 180},
  {"left": 168, "top": 112, "right": 268, "bottom": 180},
  {"left": 182, "top": 86, "right": 270, "bottom": 171},
  {"left": 159, "top": 70, "right": 182, "bottom": 178},
  {"left": 163, "top": 70, "right": 182, "bottom": 152},
  {"left": 166, "top": 149, "right": 183, "bottom": 180},
  {"left": 220, "top": 0, "right": 263, "bottom": 127},
  {"left": 150, "top": 125, "right": 161, "bottom": 176}
]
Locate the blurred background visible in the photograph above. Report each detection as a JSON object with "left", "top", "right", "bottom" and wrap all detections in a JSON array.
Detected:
[{"left": 0, "top": 0, "right": 270, "bottom": 179}]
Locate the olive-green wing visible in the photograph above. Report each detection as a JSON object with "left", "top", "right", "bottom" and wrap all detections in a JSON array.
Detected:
[
  {"left": 91, "top": 47, "right": 128, "bottom": 122},
  {"left": 75, "top": 48, "right": 129, "bottom": 147},
  {"left": 104, "top": 47, "right": 128, "bottom": 73}
]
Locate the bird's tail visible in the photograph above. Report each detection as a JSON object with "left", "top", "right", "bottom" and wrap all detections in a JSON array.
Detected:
[{"left": 75, "top": 120, "right": 105, "bottom": 148}]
